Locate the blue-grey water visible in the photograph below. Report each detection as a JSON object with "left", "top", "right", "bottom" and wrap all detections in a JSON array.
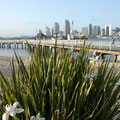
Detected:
[
  {"left": 0, "top": 38, "right": 120, "bottom": 62},
  {"left": 0, "top": 42, "right": 29, "bottom": 57},
  {"left": 0, "top": 48, "right": 29, "bottom": 57}
]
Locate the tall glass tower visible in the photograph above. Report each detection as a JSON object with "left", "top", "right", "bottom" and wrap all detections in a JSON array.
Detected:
[
  {"left": 54, "top": 22, "right": 60, "bottom": 34},
  {"left": 88, "top": 23, "right": 92, "bottom": 36},
  {"left": 64, "top": 19, "right": 70, "bottom": 38}
]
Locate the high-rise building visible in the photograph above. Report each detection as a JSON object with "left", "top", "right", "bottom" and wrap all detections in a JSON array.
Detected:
[
  {"left": 88, "top": 23, "right": 92, "bottom": 36},
  {"left": 92, "top": 26, "right": 97, "bottom": 36},
  {"left": 64, "top": 19, "right": 70, "bottom": 37},
  {"left": 45, "top": 27, "right": 51, "bottom": 37},
  {"left": 82, "top": 27, "right": 88, "bottom": 35},
  {"left": 96, "top": 26, "right": 101, "bottom": 36},
  {"left": 51, "top": 28, "right": 54, "bottom": 37},
  {"left": 105, "top": 25, "right": 109, "bottom": 36},
  {"left": 115, "top": 27, "right": 120, "bottom": 33},
  {"left": 114, "top": 27, "right": 120, "bottom": 34},
  {"left": 101, "top": 28, "right": 105, "bottom": 36},
  {"left": 105, "top": 24, "right": 112, "bottom": 36},
  {"left": 109, "top": 24, "right": 112, "bottom": 36},
  {"left": 54, "top": 22, "right": 60, "bottom": 34}
]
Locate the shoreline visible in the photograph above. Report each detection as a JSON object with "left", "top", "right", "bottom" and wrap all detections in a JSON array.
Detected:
[
  {"left": 0, "top": 56, "right": 119, "bottom": 78},
  {"left": 0, "top": 56, "right": 29, "bottom": 78}
]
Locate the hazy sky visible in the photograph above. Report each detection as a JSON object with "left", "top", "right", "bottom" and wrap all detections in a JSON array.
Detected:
[{"left": 0, "top": 0, "right": 119, "bottom": 37}]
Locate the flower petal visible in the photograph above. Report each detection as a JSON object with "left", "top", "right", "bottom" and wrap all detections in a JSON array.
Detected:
[
  {"left": 2, "top": 113, "right": 9, "bottom": 120},
  {"left": 5, "top": 105, "right": 10, "bottom": 112},
  {"left": 36, "top": 113, "right": 40, "bottom": 119},
  {"left": 13, "top": 102, "right": 19, "bottom": 109},
  {"left": 15, "top": 108, "right": 24, "bottom": 113},
  {"left": 30, "top": 116, "right": 37, "bottom": 120},
  {"left": 10, "top": 112, "right": 16, "bottom": 116}
]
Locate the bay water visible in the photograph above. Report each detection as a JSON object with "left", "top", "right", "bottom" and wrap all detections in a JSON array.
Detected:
[{"left": 0, "top": 38, "right": 120, "bottom": 62}]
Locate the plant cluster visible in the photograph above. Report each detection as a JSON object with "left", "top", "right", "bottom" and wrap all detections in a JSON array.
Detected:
[{"left": 0, "top": 41, "right": 120, "bottom": 120}]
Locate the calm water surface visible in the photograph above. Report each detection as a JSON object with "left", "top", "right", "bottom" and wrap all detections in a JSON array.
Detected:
[
  {"left": 0, "top": 41, "right": 29, "bottom": 57},
  {"left": 0, "top": 38, "right": 120, "bottom": 62}
]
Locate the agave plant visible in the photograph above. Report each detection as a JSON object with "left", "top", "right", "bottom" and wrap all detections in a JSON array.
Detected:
[{"left": 0, "top": 39, "right": 120, "bottom": 120}]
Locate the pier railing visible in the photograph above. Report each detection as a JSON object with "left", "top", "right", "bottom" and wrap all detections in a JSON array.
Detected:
[
  {"left": 0, "top": 39, "right": 120, "bottom": 51},
  {"left": 0, "top": 39, "right": 120, "bottom": 62}
]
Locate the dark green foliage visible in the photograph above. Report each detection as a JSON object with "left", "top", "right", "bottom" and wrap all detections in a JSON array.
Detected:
[{"left": 0, "top": 41, "right": 120, "bottom": 120}]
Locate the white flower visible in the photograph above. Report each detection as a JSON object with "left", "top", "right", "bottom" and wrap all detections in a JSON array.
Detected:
[
  {"left": 30, "top": 113, "right": 45, "bottom": 120},
  {"left": 2, "top": 102, "right": 24, "bottom": 120}
]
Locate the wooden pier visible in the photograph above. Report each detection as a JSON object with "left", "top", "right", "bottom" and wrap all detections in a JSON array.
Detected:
[{"left": 0, "top": 40, "right": 120, "bottom": 62}]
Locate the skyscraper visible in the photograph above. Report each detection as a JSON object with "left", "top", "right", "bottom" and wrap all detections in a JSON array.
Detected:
[
  {"left": 101, "top": 28, "right": 105, "bottom": 36},
  {"left": 45, "top": 27, "right": 51, "bottom": 37},
  {"left": 88, "top": 23, "right": 92, "bottom": 36},
  {"left": 105, "top": 25, "right": 109, "bottom": 36},
  {"left": 64, "top": 19, "right": 70, "bottom": 38},
  {"left": 109, "top": 24, "right": 112, "bottom": 36},
  {"left": 51, "top": 28, "right": 54, "bottom": 37},
  {"left": 105, "top": 25, "right": 112, "bottom": 36},
  {"left": 92, "top": 26, "right": 97, "bottom": 36},
  {"left": 54, "top": 22, "right": 60, "bottom": 34},
  {"left": 96, "top": 26, "right": 101, "bottom": 36}
]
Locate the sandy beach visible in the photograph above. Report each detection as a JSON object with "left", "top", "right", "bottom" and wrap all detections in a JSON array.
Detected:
[
  {"left": 0, "top": 56, "right": 30, "bottom": 78},
  {"left": 0, "top": 56, "right": 120, "bottom": 78}
]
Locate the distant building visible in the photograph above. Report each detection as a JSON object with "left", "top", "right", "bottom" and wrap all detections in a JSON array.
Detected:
[
  {"left": 109, "top": 24, "right": 112, "bottom": 36},
  {"left": 101, "top": 28, "right": 105, "bottom": 36},
  {"left": 92, "top": 25, "right": 101, "bottom": 36},
  {"left": 54, "top": 22, "right": 60, "bottom": 35},
  {"left": 36, "top": 29, "right": 46, "bottom": 39},
  {"left": 45, "top": 27, "right": 51, "bottom": 37},
  {"left": 105, "top": 25, "right": 109, "bottom": 36},
  {"left": 96, "top": 26, "right": 101, "bottom": 36},
  {"left": 115, "top": 27, "right": 120, "bottom": 33},
  {"left": 88, "top": 23, "right": 92, "bottom": 36},
  {"left": 35, "top": 29, "right": 46, "bottom": 39},
  {"left": 64, "top": 19, "right": 70, "bottom": 38},
  {"left": 105, "top": 24, "right": 112, "bottom": 36},
  {"left": 59, "top": 31, "right": 64, "bottom": 38},
  {"left": 92, "top": 26, "right": 97, "bottom": 36},
  {"left": 51, "top": 28, "right": 54, "bottom": 37},
  {"left": 82, "top": 27, "right": 88, "bottom": 35},
  {"left": 71, "top": 30, "right": 78, "bottom": 36}
]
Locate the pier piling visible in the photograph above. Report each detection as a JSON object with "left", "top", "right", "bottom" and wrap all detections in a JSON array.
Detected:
[
  {"left": 113, "top": 55, "right": 118, "bottom": 62},
  {"left": 0, "top": 40, "right": 120, "bottom": 63}
]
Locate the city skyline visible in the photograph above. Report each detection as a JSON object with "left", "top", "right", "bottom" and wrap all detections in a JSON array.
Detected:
[{"left": 0, "top": 0, "right": 120, "bottom": 37}]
